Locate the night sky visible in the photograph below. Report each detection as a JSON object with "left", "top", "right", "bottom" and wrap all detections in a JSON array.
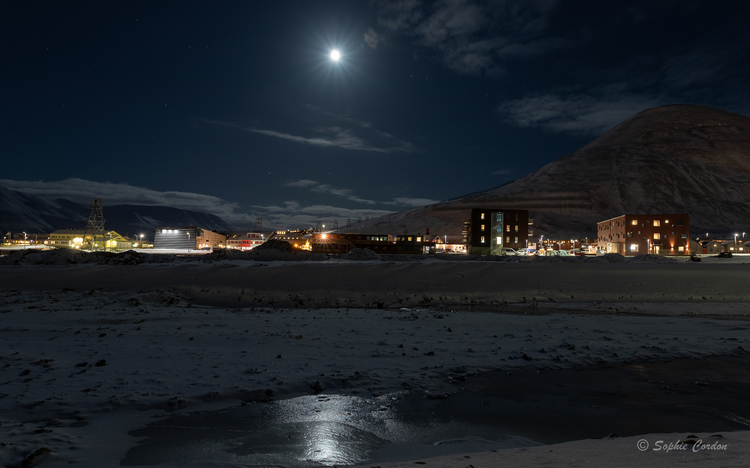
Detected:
[{"left": 3, "top": 1, "right": 749, "bottom": 229}]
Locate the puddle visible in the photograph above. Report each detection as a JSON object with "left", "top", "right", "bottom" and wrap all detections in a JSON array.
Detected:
[{"left": 122, "top": 393, "right": 536, "bottom": 466}]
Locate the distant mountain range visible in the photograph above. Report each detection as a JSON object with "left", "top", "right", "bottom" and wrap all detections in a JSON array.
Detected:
[
  {"left": 0, "top": 186, "right": 233, "bottom": 239},
  {"left": 347, "top": 105, "right": 750, "bottom": 239}
]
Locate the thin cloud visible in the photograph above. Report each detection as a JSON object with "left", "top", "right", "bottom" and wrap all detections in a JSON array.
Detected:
[
  {"left": 498, "top": 92, "right": 660, "bottom": 135},
  {"left": 391, "top": 197, "right": 440, "bottom": 207},
  {"left": 492, "top": 169, "right": 513, "bottom": 176},
  {"left": 203, "top": 119, "right": 416, "bottom": 154},
  {"left": 364, "top": 27, "right": 383, "bottom": 49},
  {"left": 249, "top": 200, "right": 393, "bottom": 230},
  {"left": 284, "top": 180, "right": 378, "bottom": 205},
  {"left": 285, "top": 179, "right": 440, "bottom": 208}
]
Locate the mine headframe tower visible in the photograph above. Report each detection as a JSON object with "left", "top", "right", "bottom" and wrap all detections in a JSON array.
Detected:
[{"left": 82, "top": 198, "right": 106, "bottom": 251}]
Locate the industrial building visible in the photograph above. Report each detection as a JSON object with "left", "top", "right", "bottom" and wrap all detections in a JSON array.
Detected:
[
  {"left": 154, "top": 226, "right": 226, "bottom": 250},
  {"left": 49, "top": 229, "right": 132, "bottom": 250}
]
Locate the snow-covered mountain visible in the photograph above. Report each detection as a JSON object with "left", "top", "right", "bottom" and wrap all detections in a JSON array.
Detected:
[
  {"left": 348, "top": 105, "right": 750, "bottom": 239},
  {"left": 0, "top": 187, "right": 233, "bottom": 239}
]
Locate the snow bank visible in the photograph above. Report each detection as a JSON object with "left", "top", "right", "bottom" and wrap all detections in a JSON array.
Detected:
[
  {"left": 344, "top": 248, "right": 381, "bottom": 261},
  {"left": 0, "top": 248, "right": 174, "bottom": 266}
]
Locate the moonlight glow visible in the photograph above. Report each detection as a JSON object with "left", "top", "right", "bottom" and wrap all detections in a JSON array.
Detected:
[{"left": 330, "top": 49, "right": 341, "bottom": 61}]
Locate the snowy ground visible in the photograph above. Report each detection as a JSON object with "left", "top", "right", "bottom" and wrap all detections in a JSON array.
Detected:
[{"left": 1, "top": 250, "right": 750, "bottom": 466}]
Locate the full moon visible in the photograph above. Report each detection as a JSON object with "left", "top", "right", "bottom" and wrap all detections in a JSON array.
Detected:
[{"left": 330, "top": 49, "right": 341, "bottom": 61}]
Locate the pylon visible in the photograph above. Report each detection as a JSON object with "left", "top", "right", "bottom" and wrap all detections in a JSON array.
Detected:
[{"left": 82, "top": 199, "right": 106, "bottom": 251}]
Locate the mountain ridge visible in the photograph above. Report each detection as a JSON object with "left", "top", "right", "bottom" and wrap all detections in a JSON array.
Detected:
[
  {"left": 346, "top": 105, "right": 750, "bottom": 239},
  {"left": 0, "top": 187, "right": 233, "bottom": 239}
]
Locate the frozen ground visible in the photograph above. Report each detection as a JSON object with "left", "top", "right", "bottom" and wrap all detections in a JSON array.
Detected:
[{"left": 1, "top": 250, "right": 750, "bottom": 466}]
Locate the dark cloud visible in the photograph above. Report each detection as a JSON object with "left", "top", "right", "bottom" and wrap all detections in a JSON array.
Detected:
[{"left": 373, "top": 0, "right": 560, "bottom": 76}]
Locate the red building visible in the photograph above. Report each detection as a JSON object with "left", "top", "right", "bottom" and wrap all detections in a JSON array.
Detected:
[{"left": 597, "top": 214, "right": 690, "bottom": 256}]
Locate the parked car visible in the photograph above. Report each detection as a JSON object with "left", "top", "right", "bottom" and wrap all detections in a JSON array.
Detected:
[{"left": 500, "top": 247, "right": 518, "bottom": 256}]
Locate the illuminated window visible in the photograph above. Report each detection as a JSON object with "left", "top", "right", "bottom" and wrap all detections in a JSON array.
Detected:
[
  {"left": 630, "top": 244, "right": 639, "bottom": 252},
  {"left": 416, "top": 237, "right": 421, "bottom": 242},
  {"left": 653, "top": 233, "right": 660, "bottom": 240},
  {"left": 678, "top": 246, "right": 685, "bottom": 252},
  {"left": 497, "top": 236, "right": 502, "bottom": 245},
  {"left": 665, "top": 219, "right": 669, "bottom": 223},
  {"left": 480, "top": 236, "right": 485, "bottom": 243},
  {"left": 653, "top": 220, "right": 660, "bottom": 226},
  {"left": 408, "top": 237, "right": 412, "bottom": 241},
  {"left": 481, "top": 225, "right": 485, "bottom": 231},
  {"left": 631, "top": 220, "right": 637, "bottom": 225},
  {"left": 480, "top": 213, "right": 485, "bottom": 220},
  {"left": 514, "top": 237, "right": 518, "bottom": 243},
  {"left": 506, "top": 236, "right": 510, "bottom": 243},
  {"left": 506, "top": 225, "right": 510, "bottom": 232},
  {"left": 514, "top": 225, "right": 518, "bottom": 232}
]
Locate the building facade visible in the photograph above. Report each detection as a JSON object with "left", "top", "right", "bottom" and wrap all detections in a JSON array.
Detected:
[
  {"left": 311, "top": 233, "right": 427, "bottom": 255},
  {"left": 49, "top": 229, "right": 131, "bottom": 250},
  {"left": 266, "top": 230, "right": 310, "bottom": 250},
  {"left": 597, "top": 214, "right": 690, "bottom": 256},
  {"left": 465, "top": 209, "right": 531, "bottom": 255},
  {"left": 154, "top": 226, "right": 226, "bottom": 250},
  {"left": 225, "top": 232, "right": 267, "bottom": 250}
]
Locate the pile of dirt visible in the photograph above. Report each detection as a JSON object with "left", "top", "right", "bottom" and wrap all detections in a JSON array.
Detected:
[
  {"left": 597, "top": 253, "right": 629, "bottom": 263},
  {"left": 0, "top": 249, "right": 173, "bottom": 265},
  {"left": 253, "top": 240, "right": 295, "bottom": 252},
  {"left": 630, "top": 254, "right": 677, "bottom": 263},
  {"left": 343, "top": 248, "right": 381, "bottom": 261}
]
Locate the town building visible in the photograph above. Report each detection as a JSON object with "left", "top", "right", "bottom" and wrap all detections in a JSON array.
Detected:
[
  {"left": 5, "top": 233, "right": 48, "bottom": 246},
  {"left": 431, "top": 235, "right": 467, "bottom": 254},
  {"left": 49, "top": 229, "right": 132, "bottom": 250},
  {"left": 154, "top": 226, "right": 226, "bottom": 250},
  {"left": 310, "top": 233, "right": 428, "bottom": 255},
  {"left": 597, "top": 214, "right": 690, "bottom": 256},
  {"left": 464, "top": 209, "right": 531, "bottom": 255},
  {"left": 266, "top": 230, "right": 310, "bottom": 250},
  {"left": 224, "top": 231, "right": 271, "bottom": 250}
]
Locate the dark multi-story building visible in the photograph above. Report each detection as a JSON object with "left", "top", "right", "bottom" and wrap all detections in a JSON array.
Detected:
[
  {"left": 465, "top": 209, "right": 531, "bottom": 255},
  {"left": 597, "top": 214, "right": 690, "bottom": 256}
]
